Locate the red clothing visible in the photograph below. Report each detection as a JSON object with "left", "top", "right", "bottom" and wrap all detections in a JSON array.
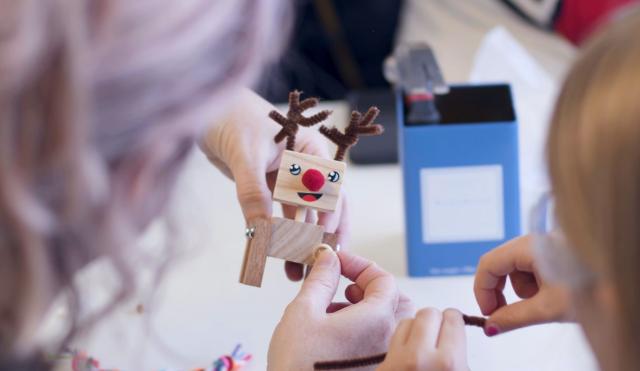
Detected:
[{"left": 555, "top": 0, "right": 639, "bottom": 45}]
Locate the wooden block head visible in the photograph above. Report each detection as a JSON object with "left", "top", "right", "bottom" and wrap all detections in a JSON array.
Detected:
[{"left": 273, "top": 150, "right": 346, "bottom": 212}]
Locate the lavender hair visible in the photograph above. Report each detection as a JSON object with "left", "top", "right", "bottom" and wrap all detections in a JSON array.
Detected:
[{"left": 0, "top": 0, "right": 289, "bottom": 366}]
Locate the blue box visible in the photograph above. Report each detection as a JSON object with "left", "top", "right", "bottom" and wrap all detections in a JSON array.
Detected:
[{"left": 398, "top": 84, "right": 521, "bottom": 276}]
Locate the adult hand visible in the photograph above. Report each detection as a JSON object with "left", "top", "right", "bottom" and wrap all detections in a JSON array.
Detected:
[
  {"left": 474, "top": 235, "right": 572, "bottom": 336},
  {"left": 200, "top": 88, "right": 349, "bottom": 280},
  {"left": 267, "top": 249, "right": 414, "bottom": 371},
  {"left": 377, "top": 308, "right": 469, "bottom": 371}
]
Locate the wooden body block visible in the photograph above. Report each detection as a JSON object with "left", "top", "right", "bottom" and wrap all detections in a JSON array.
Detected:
[
  {"left": 239, "top": 217, "right": 339, "bottom": 287},
  {"left": 268, "top": 217, "right": 338, "bottom": 265},
  {"left": 273, "top": 150, "right": 346, "bottom": 213}
]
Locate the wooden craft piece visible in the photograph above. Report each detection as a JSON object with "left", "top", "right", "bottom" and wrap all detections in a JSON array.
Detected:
[
  {"left": 239, "top": 91, "right": 383, "bottom": 287},
  {"left": 240, "top": 217, "right": 339, "bottom": 287},
  {"left": 269, "top": 217, "right": 331, "bottom": 265},
  {"left": 273, "top": 150, "right": 346, "bottom": 213},
  {"left": 239, "top": 218, "right": 271, "bottom": 287}
]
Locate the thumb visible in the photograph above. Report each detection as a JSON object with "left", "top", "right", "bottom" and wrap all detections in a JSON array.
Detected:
[
  {"left": 234, "top": 166, "right": 273, "bottom": 221},
  {"left": 484, "top": 290, "right": 566, "bottom": 336},
  {"left": 294, "top": 247, "right": 340, "bottom": 312}
]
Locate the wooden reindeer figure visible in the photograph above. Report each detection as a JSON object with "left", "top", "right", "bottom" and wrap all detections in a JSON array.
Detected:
[{"left": 239, "top": 91, "right": 384, "bottom": 287}]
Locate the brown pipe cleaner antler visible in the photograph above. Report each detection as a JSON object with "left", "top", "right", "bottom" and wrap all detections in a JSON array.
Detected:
[
  {"left": 269, "top": 90, "right": 332, "bottom": 150},
  {"left": 319, "top": 106, "right": 384, "bottom": 161},
  {"left": 313, "top": 315, "right": 487, "bottom": 370}
]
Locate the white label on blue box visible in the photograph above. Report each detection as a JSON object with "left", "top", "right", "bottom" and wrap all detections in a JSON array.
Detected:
[{"left": 420, "top": 165, "right": 505, "bottom": 244}]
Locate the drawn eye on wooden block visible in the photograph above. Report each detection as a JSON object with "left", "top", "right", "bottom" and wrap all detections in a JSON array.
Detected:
[{"left": 273, "top": 150, "right": 346, "bottom": 212}]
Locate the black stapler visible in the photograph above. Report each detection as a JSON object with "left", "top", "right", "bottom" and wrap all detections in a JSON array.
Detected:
[{"left": 384, "top": 44, "right": 449, "bottom": 124}]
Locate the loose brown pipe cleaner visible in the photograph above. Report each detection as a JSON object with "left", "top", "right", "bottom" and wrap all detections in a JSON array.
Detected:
[
  {"left": 269, "top": 90, "right": 332, "bottom": 150},
  {"left": 319, "top": 106, "right": 384, "bottom": 161},
  {"left": 313, "top": 315, "right": 486, "bottom": 370}
]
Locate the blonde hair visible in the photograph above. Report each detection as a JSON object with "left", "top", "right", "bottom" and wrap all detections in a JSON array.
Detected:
[
  {"left": 548, "top": 6, "right": 640, "bottom": 370},
  {"left": 0, "top": 0, "right": 288, "bottom": 366}
]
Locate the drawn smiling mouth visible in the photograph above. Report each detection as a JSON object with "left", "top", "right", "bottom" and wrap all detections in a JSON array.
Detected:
[{"left": 298, "top": 192, "right": 323, "bottom": 202}]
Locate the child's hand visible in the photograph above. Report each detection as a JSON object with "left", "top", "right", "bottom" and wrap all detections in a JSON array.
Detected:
[
  {"left": 267, "top": 249, "right": 414, "bottom": 371},
  {"left": 199, "top": 88, "right": 349, "bottom": 280},
  {"left": 377, "top": 308, "right": 469, "bottom": 371},
  {"left": 474, "top": 235, "right": 572, "bottom": 336}
]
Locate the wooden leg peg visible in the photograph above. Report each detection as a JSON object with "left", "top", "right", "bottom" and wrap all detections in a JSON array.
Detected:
[{"left": 239, "top": 218, "right": 271, "bottom": 287}]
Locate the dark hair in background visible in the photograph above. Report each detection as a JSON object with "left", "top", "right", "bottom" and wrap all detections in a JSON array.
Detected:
[{"left": 258, "top": 0, "right": 404, "bottom": 102}]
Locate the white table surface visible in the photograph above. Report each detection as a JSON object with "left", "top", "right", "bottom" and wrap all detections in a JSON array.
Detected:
[
  {"left": 65, "top": 106, "right": 596, "bottom": 370},
  {"left": 54, "top": 1, "right": 600, "bottom": 370}
]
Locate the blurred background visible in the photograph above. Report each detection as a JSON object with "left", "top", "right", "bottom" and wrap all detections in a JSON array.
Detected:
[
  {"left": 257, "top": 0, "right": 634, "bottom": 102},
  {"left": 53, "top": 0, "right": 638, "bottom": 370},
  {"left": 254, "top": 0, "right": 635, "bottom": 167},
  {"left": 257, "top": 0, "right": 401, "bottom": 101}
]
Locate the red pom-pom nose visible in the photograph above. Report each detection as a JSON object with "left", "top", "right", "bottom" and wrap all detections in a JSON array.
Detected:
[{"left": 302, "top": 169, "right": 325, "bottom": 192}]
